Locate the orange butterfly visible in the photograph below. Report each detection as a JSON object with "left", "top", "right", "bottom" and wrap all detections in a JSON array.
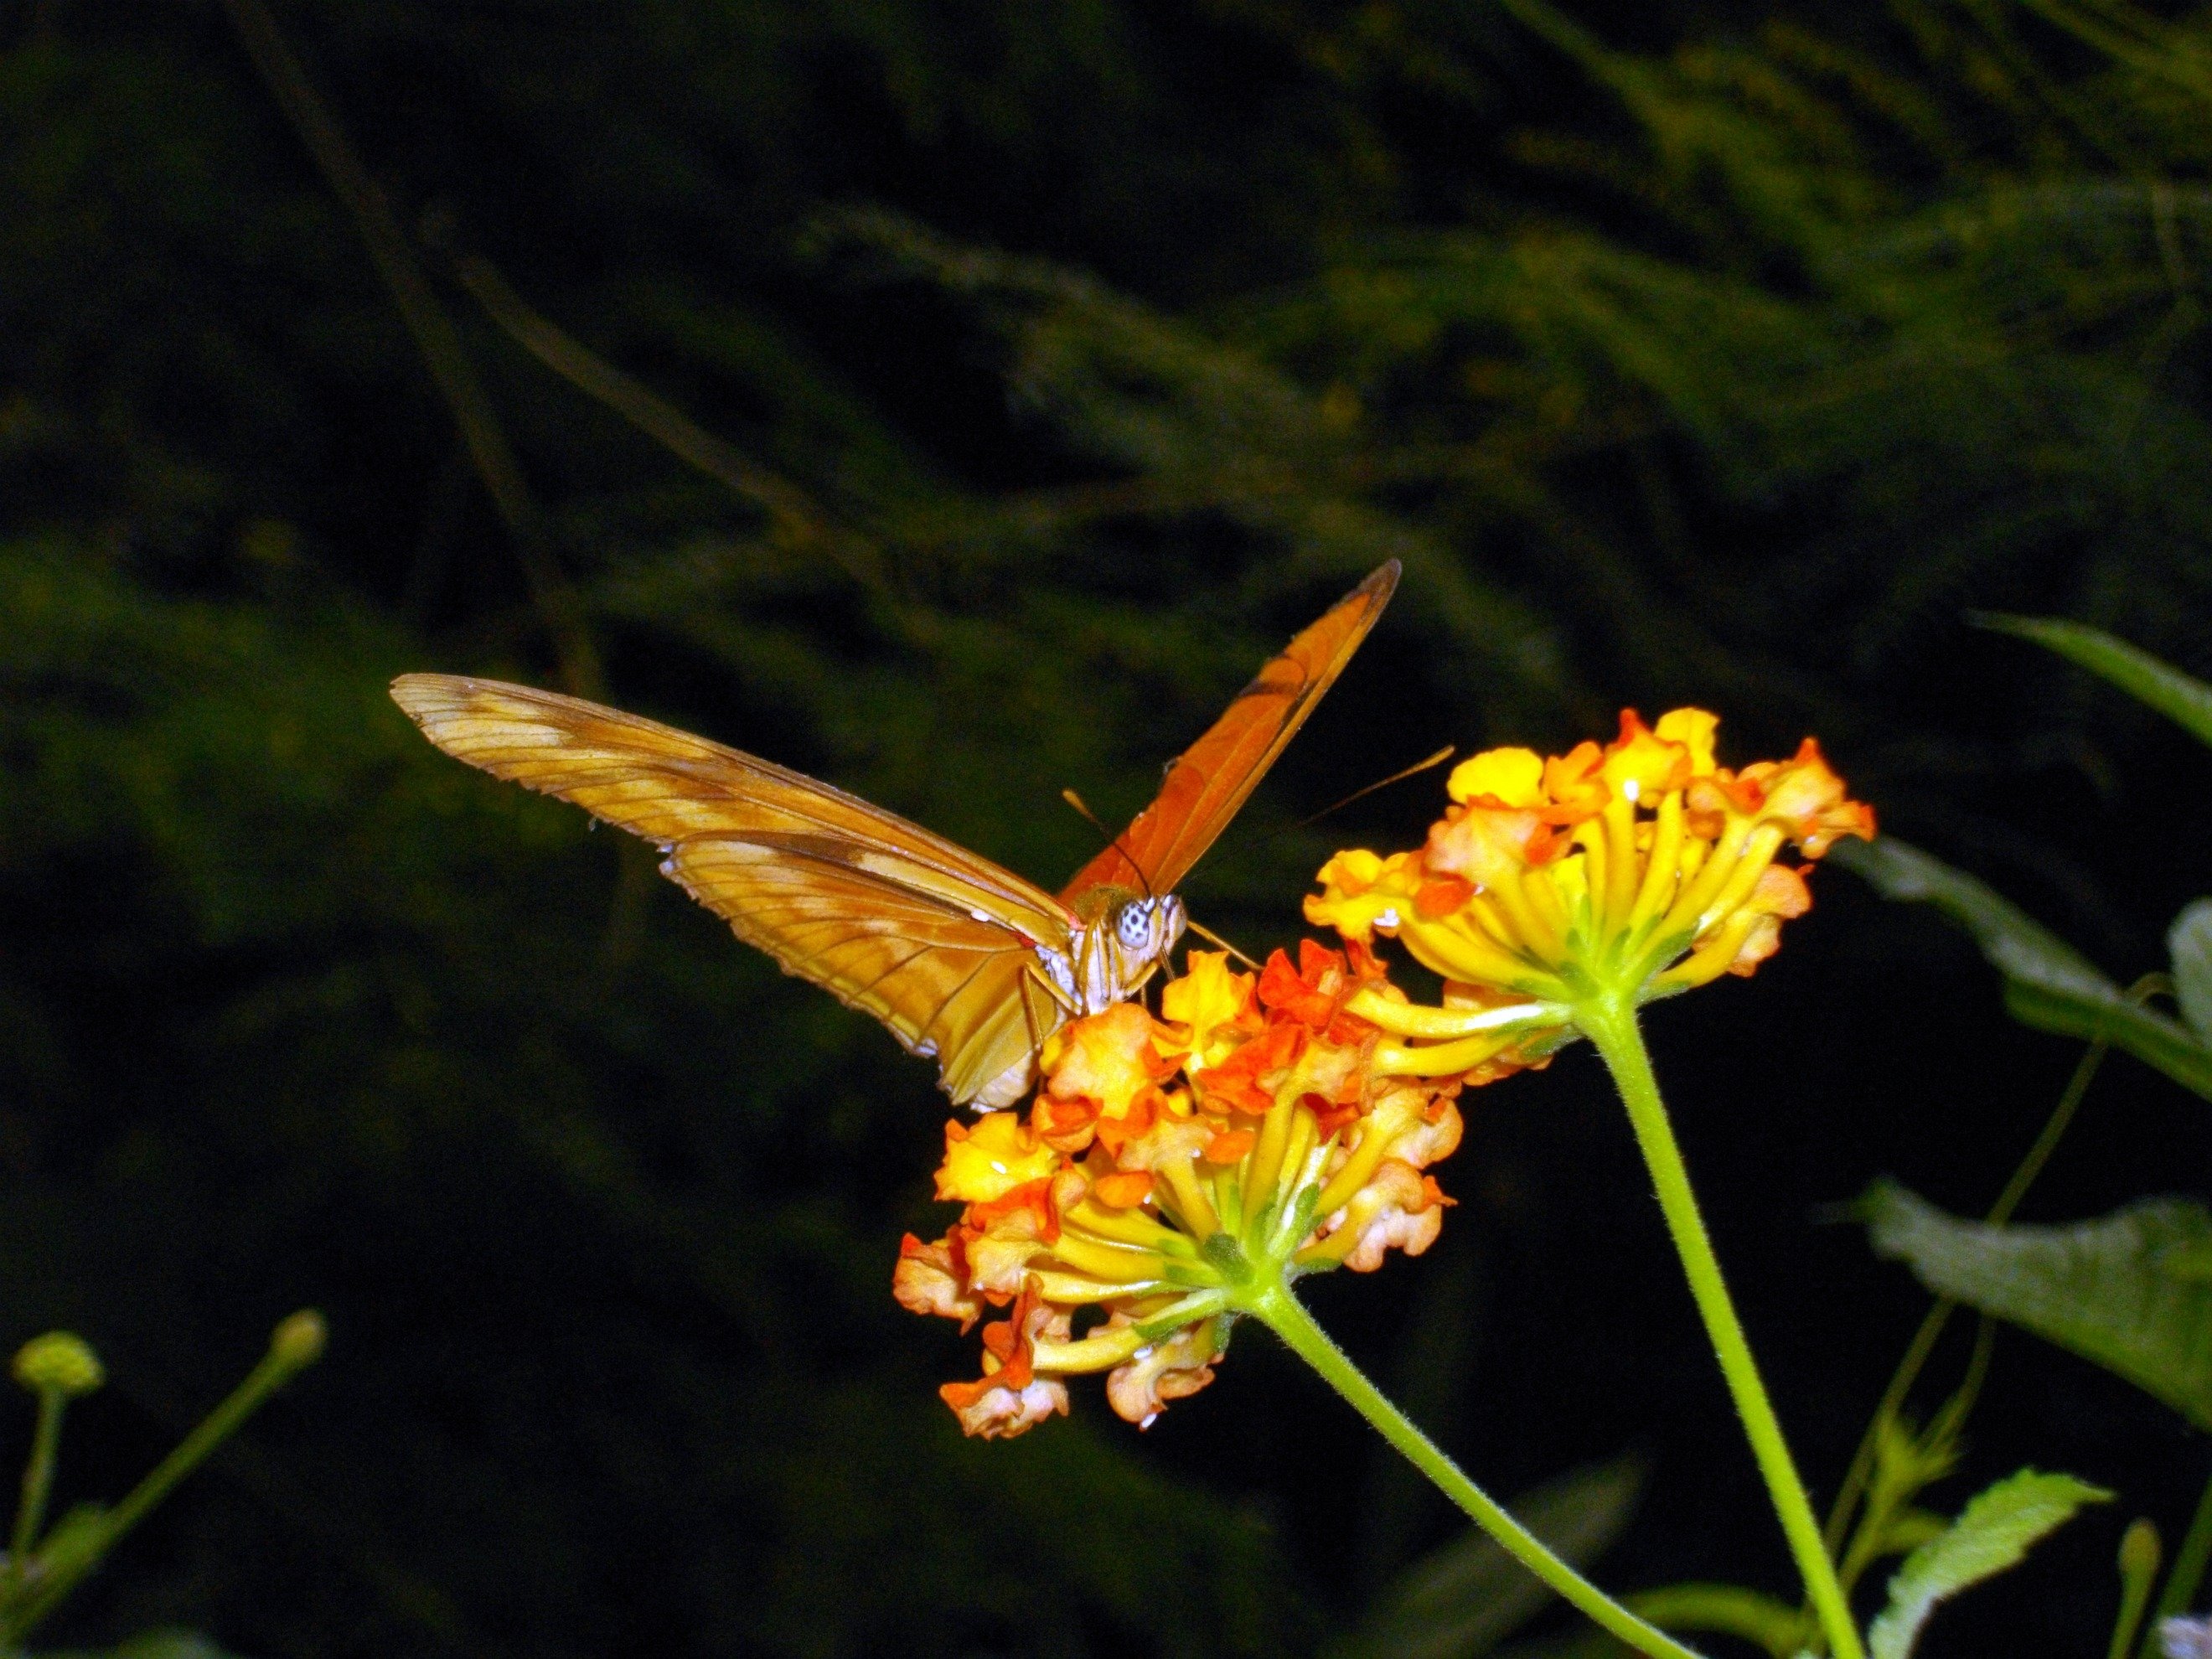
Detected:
[{"left": 391, "top": 561, "right": 1398, "bottom": 1107}]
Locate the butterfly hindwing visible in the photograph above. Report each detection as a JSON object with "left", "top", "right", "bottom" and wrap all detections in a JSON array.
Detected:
[{"left": 390, "top": 674, "right": 1074, "bottom": 1105}]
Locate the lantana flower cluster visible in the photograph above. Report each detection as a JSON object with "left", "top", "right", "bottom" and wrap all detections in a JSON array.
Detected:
[
  {"left": 896, "top": 942, "right": 1465, "bottom": 1437},
  {"left": 1306, "top": 708, "right": 1873, "bottom": 1077}
]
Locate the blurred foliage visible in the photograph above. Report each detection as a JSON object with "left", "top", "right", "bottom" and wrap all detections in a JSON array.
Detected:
[
  {"left": 0, "top": 1320, "right": 322, "bottom": 1653},
  {"left": 1842, "top": 621, "right": 2212, "bottom": 1659},
  {"left": 44, "top": 1637, "right": 241, "bottom": 1659},
  {"left": 5, "top": 0, "right": 2212, "bottom": 1654},
  {"left": 1838, "top": 832, "right": 2212, "bottom": 1098},
  {"left": 1867, "top": 1182, "right": 2212, "bottom": 1429},
  {"left": 1331, "top": 1457, "right": 1643, "bottom": 1659}
]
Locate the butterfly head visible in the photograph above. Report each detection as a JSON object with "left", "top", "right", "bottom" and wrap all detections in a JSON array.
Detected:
[{"left": 1111, "top": 892, "right": 1186, "bottom": 974}]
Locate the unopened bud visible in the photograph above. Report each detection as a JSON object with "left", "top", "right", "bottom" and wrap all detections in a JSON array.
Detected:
[
  {"left": 13, "top": 1332, "right": 103, "bottom": 1397},
  {"left": 270, "top": 1310, "right": 327, "bottom": 1371},
  {"left": 2121, "top": 1517, "right": 2163, "bottom": 1581}
]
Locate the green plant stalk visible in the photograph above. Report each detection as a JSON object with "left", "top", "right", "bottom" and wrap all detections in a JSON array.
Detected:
[
  {"left": 7, "top": 1342, "right": 309, "bottom": 1641},
  {"left": 1628, "top": 1582, "right": 1815, "bottom": 1654},
  {"left": 1824, "top": 1295, "right": 1947, "bottom": 1559},
  {"left": 2111, "top": 1520, "right": 2163, "bottom": 1659},
  {"left": 2140, "top": 1472, "right": 2212, "bottom": 1658},
  {"left": 1249, "top": 1280, "right": 1706, "bottom": 1659},
  {"left": 1579, "top": 998, "right": 1864, "bottom": 1659},
  {"left": 1827, "top": 1000, "right": 2128, "bottom": 1556},
  {"left": 8, "top": 1388, "right": 65, "bottom": 1580}
]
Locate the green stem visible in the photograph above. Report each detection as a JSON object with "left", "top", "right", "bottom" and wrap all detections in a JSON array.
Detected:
[
  {"left": 1826, "top": 1029, "right": 2111, "bottom": 1555},
  {"left": 2111, "top": 1520, "right": 2163, "bottom": 1659},
  {"left": 8, "top": 1339, "right": 309, "bottom": 1641},
  {"left": 8, "top": 1389, "right": 64, "bottom": 1577},
  {"left": 1579, "top": 1000, "right": 1864, "bottom": 1659},
  {"left": 2140, "top": 1471, "right": 2212, "bottom": 1657},
  {"left": 1249, "top": 1280, "right": 1705, "bottom": 1659},
  {"left": 1823, "top": 1295, "right": 1944, "bottom": 1558}
]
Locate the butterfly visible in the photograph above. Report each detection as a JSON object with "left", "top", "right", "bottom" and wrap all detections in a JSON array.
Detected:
[{"left": 390, "top": 561, "right": 1398, "bottom": 1109}]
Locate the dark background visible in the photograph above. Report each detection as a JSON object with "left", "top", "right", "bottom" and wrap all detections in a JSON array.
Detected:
[{"left": 2, "top": 0, "right": 2209, "bottom": 1653}]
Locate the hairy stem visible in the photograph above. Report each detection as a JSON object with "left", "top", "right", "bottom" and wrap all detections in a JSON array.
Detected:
[
  {"left": 1579, "top": 1000, "right": 1864, "bottom": 1659},
  {"left": 1250, "top": 1280, "right": 1705, "bottom": 1659}
]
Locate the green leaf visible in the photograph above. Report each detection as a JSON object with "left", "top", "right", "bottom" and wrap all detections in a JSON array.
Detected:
[
  {"left": 1831, "top": 836, "right": 2110, "bottom": 997},
  {"left": 1832, "top": 838, "right": 2212, "bottom": 1101},
  {"left": 1976, "top": 614, "right": 2212, "bottom": 751},
  {"left": 1867, "top": 1468, "right": 2111, "bottom": 1659},
  {"left": 1331, "top": 1458, "right": 1643, "bottom": 1659},
  {"left": 1864, "top": 1181, "right": 2212, "bottom": 1429},
  {"left": 2172, "top": 900, "right": 2212, "bottom": 1044}
]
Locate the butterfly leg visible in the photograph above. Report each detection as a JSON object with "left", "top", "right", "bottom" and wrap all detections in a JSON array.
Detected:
[
  {"left": 1117, "top": 957, "right": 1165, "bottom": 1010},
  {"left": 1016, "top": 960, "right": 1083, "bottom": 1080}
]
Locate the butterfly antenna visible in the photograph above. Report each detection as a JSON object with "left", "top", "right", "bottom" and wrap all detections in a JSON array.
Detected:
[
  {"left": 1280, "top": 744, "right": 1456, "bottom": 836},
  {"left": 1185, "top": 917, "right": 1262, "bottom": 970},
  {"left": 1062, "top": 788, "right": 1155, "bottom": 898}
]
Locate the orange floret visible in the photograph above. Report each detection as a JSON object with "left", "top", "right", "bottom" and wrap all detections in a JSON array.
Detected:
[{"left": 897, "top": 937, "right": 1481, "bottom": 1438}]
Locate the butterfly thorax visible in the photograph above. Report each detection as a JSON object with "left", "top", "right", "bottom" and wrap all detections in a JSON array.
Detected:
[{"left": 1049, "top": 889, "right": 1187, "bottom": 1014}]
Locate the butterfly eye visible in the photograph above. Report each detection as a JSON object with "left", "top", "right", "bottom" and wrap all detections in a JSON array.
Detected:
[{"left": 1117, "top": 903, "right": 1154, "bottom": 951}]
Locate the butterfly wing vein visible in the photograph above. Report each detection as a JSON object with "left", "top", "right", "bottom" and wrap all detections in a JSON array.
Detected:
[
  {"left": 390, "top": 674, "right": 1069, "bottom": 1105},
  {"left": 1060, "top": 559, "right": 1399, "bottom": 902}
]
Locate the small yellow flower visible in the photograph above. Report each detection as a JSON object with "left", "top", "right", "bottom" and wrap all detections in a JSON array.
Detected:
[
  {"left": 1307, "top": 709, "right": 1872, "bottom": 1073},
  {"left": 1157, "top": 951, "right": 1261, "bottom": 1072},
  {"left": 935, "top": 1112, "right": 1061, "bottom": 1204},
  {"left": 1042, "top": 1000, "right": 1167, "bottom": 1123},
  {"left": 897, "top": 707, "right": 1863, "bottom": 1443},
  {"left": 897, "top": 942, "right": 1468, "bottom": 1436}
]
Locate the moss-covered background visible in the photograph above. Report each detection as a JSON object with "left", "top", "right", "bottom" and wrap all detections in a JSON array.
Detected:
[{"left": 3, "top": 1, "right": 2210, "bottom": 1653}]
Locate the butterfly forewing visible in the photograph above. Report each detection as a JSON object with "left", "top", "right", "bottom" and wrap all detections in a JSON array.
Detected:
[
  {"left": 390, "top": 674, "right": 1075, "bottom": 1106},
  {"left": 1061, "top": 558, "right": 1400, "bottom": 904}
]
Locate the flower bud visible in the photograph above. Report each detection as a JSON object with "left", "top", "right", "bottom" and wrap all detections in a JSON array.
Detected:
[
  {"left": 270, "top": 1310, "right": 327, "bottom": 1371},
  {"left": 2121, "top": 1517, "right": 2163, "bottom": 1581},
  {"left": 13, "top": 1332, "right": 104, "bottom": 1397}
]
